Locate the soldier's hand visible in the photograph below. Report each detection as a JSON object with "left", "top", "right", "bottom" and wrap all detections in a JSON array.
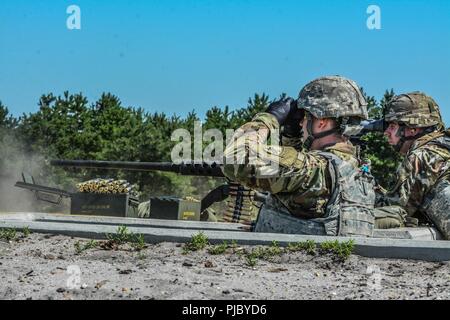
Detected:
[
  {"left": 267, "top": 96, "right": 303, "bottom": 137},
  {"left": 266, "top": 96, "right": 297, "bottom": 125}
]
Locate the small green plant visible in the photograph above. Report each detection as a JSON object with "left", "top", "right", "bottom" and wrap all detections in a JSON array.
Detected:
[
  {"left": 183, "top": 232, "right": 209, "bottom": 253},
  {"left": 208, "top": 241, "right": 228, "bottom": 255},
  {"left": 320, "top": 240, "right": 337, "bottom": 251},
  {"left": 22, "top": 227, "right": 31, "bottom": 238},
  {"left": 286, "top": 243, "right": 297, "bottom": 252},
  {"left": 74, "top": 239, "right": 98, "bottom": 254},
  {"left": 106, "top": 226, "right": 133, "bottom": 245},
  {"left": 335, "top": 240, "right": 355, "bottom": 260},
  {"left": 242, "top": 242, "right": 284, "bottom": 265},
  {"left": 74, "top": 241, "right": 82, "bottom": 254},
  {"left": 307, "top": 240, "right": 316, "bottom": 254},
  {"left": 301, "top": 240, "right": 316, "bottom": 254},
  {"left": 268, "top": 240, "right": 282, "bottom": 256},
  {"left": 86, "top": 239, "right": 98, "bottom": 250},
  {"left": 131, "top": 234, "right": 146, "bottom": 251},
  {"left": 245, "top": 252, "right": 258, "bottom": 267},
  {"left": 0, "top": 228, "right": 17, "bottom": 242},
  {"left": 287, "top": 240, "right": 316, "bottom": 255},
  {"left": 102, "top": 227, "right": 146, "bottom": 251},
  {"left": 320, "top": 239, "right": 355, "bottom": 260}
]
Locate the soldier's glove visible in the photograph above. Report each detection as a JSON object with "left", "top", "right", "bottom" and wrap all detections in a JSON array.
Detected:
[{"left": 266, "top": 96, "right": 303, "bottom": 137}]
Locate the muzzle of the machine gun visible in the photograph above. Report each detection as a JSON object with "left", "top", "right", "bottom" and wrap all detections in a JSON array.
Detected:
[{"left": 359, "top": 119, "right": 386, "bottom": 135}]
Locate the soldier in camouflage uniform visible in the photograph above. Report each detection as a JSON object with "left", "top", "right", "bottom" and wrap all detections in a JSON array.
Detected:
[
  {"left": 376, "top": 92, "right": 450, "bottom": 239},
  {"left": 221, "top": 76, "right": 376, "bottom": 237}
]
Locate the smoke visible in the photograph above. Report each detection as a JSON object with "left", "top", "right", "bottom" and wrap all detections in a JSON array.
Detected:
[{"left": 0, "top": 133, "right": 69, "bottom": 213}]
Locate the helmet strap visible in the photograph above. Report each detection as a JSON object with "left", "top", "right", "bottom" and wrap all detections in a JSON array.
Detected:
[
  {"left": 303, "top": 114, "right": 315, "bottom": 149},
  {"left": 394, "top": 125, "right": 434, "bottom": 152}
]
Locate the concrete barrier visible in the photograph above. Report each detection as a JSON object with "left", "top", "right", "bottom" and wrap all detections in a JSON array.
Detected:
[{"left": 1, "top": 212, "right": 450, "bottom": 262}]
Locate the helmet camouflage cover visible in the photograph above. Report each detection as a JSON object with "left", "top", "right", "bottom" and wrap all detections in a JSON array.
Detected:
[
  {"left": 297, "top": 76, "right": 368, "bottom": 120},
  {"left": 384, "top": 92, "right": 443, "bottom": 128}
]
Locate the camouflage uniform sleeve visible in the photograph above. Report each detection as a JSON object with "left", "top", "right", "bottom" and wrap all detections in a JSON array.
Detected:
[
  {"left": 383, "top": 148, "right": 445, "bottom": 216},
  {"left": 221, "top": 112, "right": 329, "bottom": 196}
]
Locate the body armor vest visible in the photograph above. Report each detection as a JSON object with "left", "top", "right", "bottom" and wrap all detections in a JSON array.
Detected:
[{"left": 254, "top": 151, "right": 375, "bottom": 237}]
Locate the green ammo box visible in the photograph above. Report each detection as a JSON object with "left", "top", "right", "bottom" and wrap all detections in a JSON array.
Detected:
[
  {"left": 148, "top": 197, "right": 201, "bottom": 221},
  {"left": 71, "top": 193, "right": 130, "bottom": 217}
]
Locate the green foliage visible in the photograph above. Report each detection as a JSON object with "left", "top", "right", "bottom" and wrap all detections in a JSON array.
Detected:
[
  {"left": 131, "top": 233, "right": 146, "bottom": 251},
  {"left": 245, "top": 252, "right": 259, "bottom": 267},
  {"left": 0, "top": 228, "right": 17, "bottom": 242},
  {"left": 241, "top": 239, "right": 352, "bottom": 267},
  {"left": 22, "top": 227, "right": 31, "bottom": 238},
  {"left": 242, "top": 241, "right": 284, "bottom": 266},
  {"left": 287, "top": 240, "right": 316, "bottom": 255},
  {"left": 74, "top": 239, "right": 98, "bottom": 254},
  {"left": 183, "top": 232, "right": 209, "bottom": 253},
  {"left": 320, "top": 239, "right": 355, "bottom": 260},
  {"left": 106, "top": 226, "right": 133, "bottom": 245},
  {"left": 0, "top": 227, "right": 31, "bottom": 242},
  {"left": 102, "top": 226, "right": 146, "bottom": 251},
  {"left": 208, "top": 241, "right": 229, "bottom": 255}
]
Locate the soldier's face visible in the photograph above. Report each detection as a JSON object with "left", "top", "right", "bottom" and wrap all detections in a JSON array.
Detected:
[{"left": 384, "top": 122, "right": 401, "bottom": 145}]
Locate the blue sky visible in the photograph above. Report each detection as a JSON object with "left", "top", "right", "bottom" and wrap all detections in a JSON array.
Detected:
[{"left": 1, "top": 0, "right": 449, "bottom": 125}]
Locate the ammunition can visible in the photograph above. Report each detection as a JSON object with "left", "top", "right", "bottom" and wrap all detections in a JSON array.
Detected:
[
  {"left": 71, "top": 193, "right": 131, "bottom": 217},
  {"left": 147, "top": 197, "right": 201, "bottom": 221}
]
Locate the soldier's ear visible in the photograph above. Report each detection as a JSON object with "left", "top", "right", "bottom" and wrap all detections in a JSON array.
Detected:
[
  {"left": 316, "top": 118, "right": 323, "bottom": 128},
  {"left": 318, "top": 118, "right": 332, "bottom": 129}
]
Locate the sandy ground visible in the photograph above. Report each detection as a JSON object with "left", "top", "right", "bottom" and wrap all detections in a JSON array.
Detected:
[{"left": 0, "top": 233, "right": 449, "bottom": 300}]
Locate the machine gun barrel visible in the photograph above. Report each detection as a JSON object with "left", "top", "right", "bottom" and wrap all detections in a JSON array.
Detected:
[{"left": 50, "top": 160, "right": 225, "bottom": 178}]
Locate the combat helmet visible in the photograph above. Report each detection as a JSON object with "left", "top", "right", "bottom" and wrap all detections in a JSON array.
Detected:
[
  {"left": 385, "top": 92, "right": 443, "bottom": 128},
  {"left": 385, "top": 92, "right": 444, "bottom": 152},
  {"left": 297, "top": 76, "right": 368, "bottom": 148}
]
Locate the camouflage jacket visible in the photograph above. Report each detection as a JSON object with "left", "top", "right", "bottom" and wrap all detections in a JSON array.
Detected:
[
  {"left": 222, "top": 112, "right": 360, "bottom": 219},
  {"left": 378, "top": 130, "right": 450, "bottom": 218}
]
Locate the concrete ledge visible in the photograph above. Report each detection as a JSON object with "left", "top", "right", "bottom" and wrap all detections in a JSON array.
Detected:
[
  {"left": 373, "top": 227, "right": 442, "bottom": 240},
  {"left": 0, "top": 212, "right": 248, "bottom": 231},
  {"left": 1, "top": 212, "right": 442, "bottom": 240},
  {"left": 1, "top": 212, "right": 450, "bottom": 262}
]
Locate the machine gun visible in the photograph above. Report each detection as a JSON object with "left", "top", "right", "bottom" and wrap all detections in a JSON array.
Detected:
[{"left": 50, "top": 160, "right": 264, "bottom": 225}]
